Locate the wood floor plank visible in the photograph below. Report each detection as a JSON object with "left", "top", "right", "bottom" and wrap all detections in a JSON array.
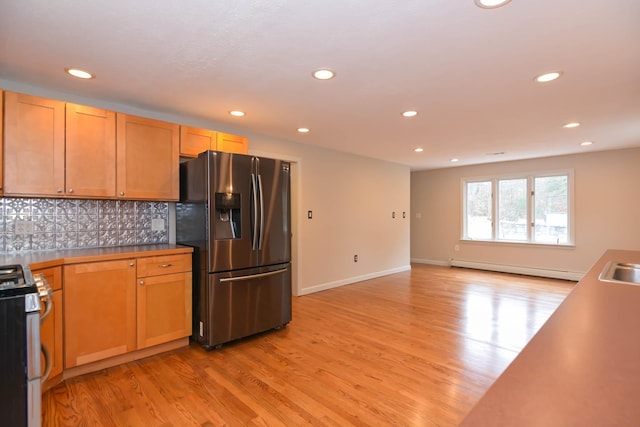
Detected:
[{"left": 42, "top": 264, "right": 574, "bottom": 426}]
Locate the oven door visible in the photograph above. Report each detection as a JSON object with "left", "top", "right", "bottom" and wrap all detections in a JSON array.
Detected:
[{"left": 0, "top": 291, "right": 41, "bottom": 427}]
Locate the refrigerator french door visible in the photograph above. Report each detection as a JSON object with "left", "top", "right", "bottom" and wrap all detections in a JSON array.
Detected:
[{"left": 177, "top": 150, "right": 291, "bottom": 349}]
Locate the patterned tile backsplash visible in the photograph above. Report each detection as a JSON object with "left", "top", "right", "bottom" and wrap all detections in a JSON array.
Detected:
[{"left": 0, "top": 198, "right": 169, "bottom": 253}]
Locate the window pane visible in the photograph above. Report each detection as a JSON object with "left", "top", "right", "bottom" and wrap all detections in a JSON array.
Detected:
[
  {"left": 466, "top": 181, "right": 492, "bottom": 239},
  {"left": 534, "top": 175, "right": 568, "bottom": 244},
  {"left": 498, "top": 178, "right": 527, "bottom": 241}
]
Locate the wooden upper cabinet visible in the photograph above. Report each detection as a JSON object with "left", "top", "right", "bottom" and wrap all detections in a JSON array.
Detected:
[
  {"left": 179, "top": 127, "right": 249, "bottom": 157},
  {"left": 66, "top": 103, "right": 116, "bottom": 197},
  {"left": 3, "top": 92, "right": 65, "bottom": 196},
  {"left": 180, "top": 126, "right": 217, "bottom": 158},
  {"left": 116, "top": 114, "right": 180, "bottom": 201},
  {"left": 216, "top": 132, "right": 248, "bottom": 154},
  {"left": 3, "top": 92, "right": 117, "bottom": 198}
]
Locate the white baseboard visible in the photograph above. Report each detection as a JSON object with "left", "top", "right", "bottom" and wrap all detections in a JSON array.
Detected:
[
  {"left": 449, "top": 259, "right": 583, "bottom": 281},
  {"left": 298, "top": 264, "right": 412, "bottom": 296},
  {"left": 410, "top": 258, "right": 450, "bottom": 266}
]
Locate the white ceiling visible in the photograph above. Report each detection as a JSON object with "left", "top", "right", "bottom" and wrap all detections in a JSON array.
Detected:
[{"left": 1, "top": 0, "right": 639, "bottom": 170}]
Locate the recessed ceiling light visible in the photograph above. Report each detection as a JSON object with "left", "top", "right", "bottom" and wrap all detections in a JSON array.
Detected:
[
  {"left": 402, "top": 111, "right": 418, "bottom": 117},
  {"left": 535, "top": 71, "right": 562, "bottom": 83},
  {"left": 312, "top": 69, "right": 335, "bottom": 80},
  {"left": 65, "top": 68, "right": 94, "bottom": 79},
  {"left": 474, "top": 0, "right": 512, "bottom": 9},
  {"left": 563, "top": 122, "right": 581, "bottom": 128},
  {"left": 297, "top": 128, "right": 310, "bottom": 133},
  {"left": 580, "top": 141, "right": 594, "bottom": 146},
  {"left": 229, "top": 110, "right": 245, "bottom": 117},
  {"left": 450, "top": 158, "right": 460, "bottom": 162},
  {"left": 414, "top": 148, "right": 424, "bottom": 153}
]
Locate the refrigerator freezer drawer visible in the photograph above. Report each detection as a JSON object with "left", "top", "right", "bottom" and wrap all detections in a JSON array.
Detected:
[{"left": 202, "top": 263, "right": 291, "bottom": 348}]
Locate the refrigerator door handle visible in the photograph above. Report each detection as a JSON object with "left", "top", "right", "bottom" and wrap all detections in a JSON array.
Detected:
[
  {"left": 258, "top": 174, "right": 265, "bottom": 250},
  {"left": 219, "top": 267, "right": 288, "bottom": 283},
  {"left": 250, "top": 173, "right": 259, "bottom": 250}
]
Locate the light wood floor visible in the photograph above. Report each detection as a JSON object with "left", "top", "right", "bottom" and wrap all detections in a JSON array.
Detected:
[{"left": 42, "top": 264, "right": 575, "bottom": 426}]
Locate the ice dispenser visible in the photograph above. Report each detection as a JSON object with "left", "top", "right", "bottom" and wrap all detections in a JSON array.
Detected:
[{"left": 214, "top": 192, "right": 241, "bottom": 239}]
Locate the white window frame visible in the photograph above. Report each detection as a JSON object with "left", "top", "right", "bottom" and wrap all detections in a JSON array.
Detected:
[{"left": 461, "top": 169, "right": 574, "bottom": 246}]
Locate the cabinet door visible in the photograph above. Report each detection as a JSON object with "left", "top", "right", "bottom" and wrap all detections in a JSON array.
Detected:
[
  {"left": 65, "top": 103, "right": 116, "bottom": 197},
  {"left": 35, "top": 266, "right": 63, "bottom": 391},
  {"left": 116, "top": 114, "right": 180, "bottom": 200},
  {"left": 180, "top": 126, "right": 216, "bottom": 157},
  {"left": 64, "top": 259, "right": 137, "bottom": 367},
  {"left": 216, "top": 132, "right": 248, "bottom": 154},
  {"left": 137, "top": 272, "right": 192, "bottom": 348},
  {"left": 3, "top": 92, "right": 65, "bottom": 196}
]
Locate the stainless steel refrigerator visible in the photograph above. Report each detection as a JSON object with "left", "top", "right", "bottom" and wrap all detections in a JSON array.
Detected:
[{"left": 176, "top": 151, "right": 291, "bottom": 349}]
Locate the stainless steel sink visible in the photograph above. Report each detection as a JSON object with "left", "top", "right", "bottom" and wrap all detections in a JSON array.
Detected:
[{"left": 599, "top": 261, "right": 640, "bottom": 285}]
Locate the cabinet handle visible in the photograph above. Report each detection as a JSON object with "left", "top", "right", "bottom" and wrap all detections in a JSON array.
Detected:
[
  {"left": 129, "top": 262, "right": 135, "bottom": 267},
  {"left": 68, "top": 188, "right": 74, "bottom": 194},
  {"left": 56, "top": 189, "right": 63, "bottom": 193},
  {"left": 160, "top": 263, "right": 173, "bottom": 268},
  {"left": 120, "top": 191, "right": 125, "bottom": 196},
  {"left": 139, "top": 280, "right": 145, "bottom": 285}
]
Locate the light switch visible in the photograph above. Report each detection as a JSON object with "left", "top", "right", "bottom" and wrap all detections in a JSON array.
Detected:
[{"left": 15, "top": 219, "right": 34, "bottom": 235}]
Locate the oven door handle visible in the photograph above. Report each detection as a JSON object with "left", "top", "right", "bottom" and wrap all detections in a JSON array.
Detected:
[
  {"left": 40, "top": 294, "right": 52, "bottom": 321},
  {"left": 41, "top": 344, "right": 52, "bottom": 383}
]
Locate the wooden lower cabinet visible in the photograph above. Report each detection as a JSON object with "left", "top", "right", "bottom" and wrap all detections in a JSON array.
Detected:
[
  {"left": 136, "top": 254, "right": 192, "bottom": 348},
  {"left": 34, "top": 266, "right": 63, "bottom": 391},
  {"left": 63, "top": 252, "right": 192, "bottom": 369},
  {"left": 64, "top": 259, "right": 137, "bottom": 368},
  {"left": 137, "top": 272, "right": 192, "bottom": 348}
]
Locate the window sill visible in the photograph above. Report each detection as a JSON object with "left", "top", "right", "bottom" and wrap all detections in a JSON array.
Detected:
[{"left": 460, "top": 238, "right": 575, "bottom": 249}]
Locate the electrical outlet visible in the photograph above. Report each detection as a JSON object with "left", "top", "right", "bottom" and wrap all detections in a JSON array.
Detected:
[
  {"left": 151, "top": 218, "right": 165, "bottom": 232},
  {"left": 14, "top": 219, "right": 34, "bottom": 235},
  {"left": 308, "top": 210, "right": 313, "bottom": 219},
  {"left": 354, "top": 254, "right": 358, "bottom": 262}
]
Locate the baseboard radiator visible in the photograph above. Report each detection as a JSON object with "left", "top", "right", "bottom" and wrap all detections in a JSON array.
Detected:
[{"left": 449, "top": 259, "right": 583, "bottom": 281}]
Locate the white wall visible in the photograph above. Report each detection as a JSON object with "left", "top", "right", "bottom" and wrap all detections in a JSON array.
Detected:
[
  {"left": 411, "top": 148, "right": 640, "bottom": 277},
  {"left": 0, "top": 79, "right": 412, "bottom": 295}
]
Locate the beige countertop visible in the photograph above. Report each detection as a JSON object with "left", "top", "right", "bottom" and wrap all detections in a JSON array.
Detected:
[
  {"left": 460, "top": 249, "right": 640, "bottom": 426},
  {"left": 0, "top": 244, "right": 193, "bottom": 269}
]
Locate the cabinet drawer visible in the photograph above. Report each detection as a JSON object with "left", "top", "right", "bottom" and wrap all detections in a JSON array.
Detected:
[{"left": 137, "top": 254, "right": 191, "bottom": 277}]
